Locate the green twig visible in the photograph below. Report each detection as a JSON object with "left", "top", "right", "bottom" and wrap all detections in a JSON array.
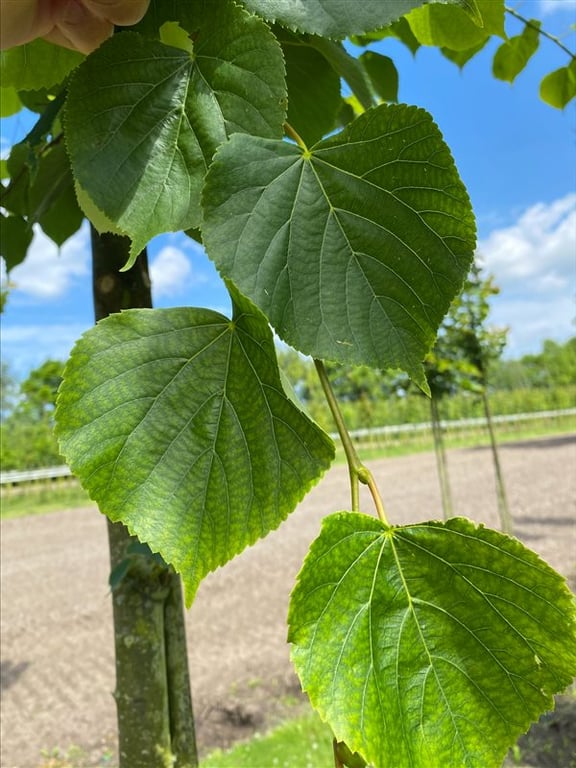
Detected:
[
  {"left": 505, "top": 6, "right": 576, "bottom": 60},
  {"left": 314, "top": 359, "right": 388, "bottom": 525},
  {"left": 284, "top": 122, "right": 307, "bottom": 150}
]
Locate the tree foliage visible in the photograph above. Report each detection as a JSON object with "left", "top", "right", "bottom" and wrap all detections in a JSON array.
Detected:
[
  {"left": 2, "top": 1, "right": 576, "bottom": 766},
  {"left": 0, "top": 360, "right": 64, "bottom": 469}
]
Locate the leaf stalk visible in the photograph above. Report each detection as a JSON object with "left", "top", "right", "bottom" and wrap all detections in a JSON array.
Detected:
[
  {"left": 314, "top": 359, "right": 388, "bottom": 525},
  {"left": 284, "top": 122, "right": 308, "bottom": 150},
  {"left": 505, "top": 6, "right": 576, "bottom": 60}
]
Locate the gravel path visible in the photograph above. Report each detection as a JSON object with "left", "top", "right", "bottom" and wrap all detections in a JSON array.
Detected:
[{"left": 1, "top": 435, "right": 575, "bottom": 767}]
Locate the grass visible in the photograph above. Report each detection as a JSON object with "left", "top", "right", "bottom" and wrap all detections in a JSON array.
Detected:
[
  {"left": 198, "top": 686, "right": 576, "bottom": 768},
  {"left": 200, "top": 710, "right": 333, "bottom": 768},
  {"left": 1, "top": 481, "right": 92, "bottom": 520}
]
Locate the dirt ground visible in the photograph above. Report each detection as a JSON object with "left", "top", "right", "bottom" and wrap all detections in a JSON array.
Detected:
[{"left": 1, "top": 435, "right": 575, "bottom": 768}]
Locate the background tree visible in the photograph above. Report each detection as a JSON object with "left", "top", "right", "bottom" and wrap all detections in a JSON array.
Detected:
[
  {"left": 448, "top": 262, "right": 512, "bottom": 531},
  {"left": 0, "top": 359, "right": 64, "bottom": 469},
  {"left": 0, "top": 361, "right": 18, "bottom": 420},
  {"left": 521, "top": 337, "right": 576, "bottom": 388}
]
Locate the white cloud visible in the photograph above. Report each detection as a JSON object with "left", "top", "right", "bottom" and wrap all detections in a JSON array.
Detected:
[
  {"left": 479, "top": 193, "right": 575, "bottom": 290},
  {"left": 538, "top": 0, "right": 576, "bottom": 15},
  {"left": 149, "top": 245, "right": 197, "bottom": 298},
  {"left": 1, "top": 323, "right": 90, "bottom": 377},
  {"left": 478, "top": 194, "right": 576, "bottom": 356},
  {"left": 7, "top": 222, "right": 90, "bottom": 299}
]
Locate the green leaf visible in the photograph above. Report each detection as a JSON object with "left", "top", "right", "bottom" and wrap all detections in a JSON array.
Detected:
[
  {"left": 0, "top": 87, "right": 21, "bottom": 117},
  {"left": 351, "top": 18, "right": 421, "bottom": 56},
  {"left": 540, "top": 60, "right": 576, "bottom": 109},
  {"left": 307, "top": 38, "right": 374, "bottom": 110},
  {"left": 65, "top": 1, "right": 286, "bottom": 265},
  {"left": 492, "top": 21, "right": 540, "bottom": 83},
  {"left": 0, "top": 213, "right": 33, "bottom": 272},
  {"left": 441, "top": 39, "right": 489, "bottom": 69},
  {"left": 360, "top": 52, "right": 399, "bottom": 103},
  {"left": 288, "top": 512, "right": 576, "bottom": 768},
  {"left": 202, "top": 104, "right": 476, "bottom": 386},
  {"left": 1, "top": 143, "right": 30, "bottom": 217},
  {"left": 55, "top": 290, "right": 334, "bottom": 604},
  {"left": 407, "top": 0, "right": 504, "bottom": 51},
  {"left": 0, "top": 40, "right": 83, "bottom": 91},
  {"left": 0, "top": 141, "right": 83, "bottom": 247},
  {"left": 29, "top": 143, "right": 83, "bottom": 246},
  {"left": 239, "top": 0, "right": 479, "bottom": 39},
  {"left": 280, "top": 34, "right": 342, "bottom": 145},
  {"left": 17, "top": 87, "right": 61, "bottom": 115}
]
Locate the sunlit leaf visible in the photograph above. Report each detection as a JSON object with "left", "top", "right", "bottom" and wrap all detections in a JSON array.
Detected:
[
  {"left": 289, "top": 512, "right": 576, "bottom": 768},
  {"left": 202, "top": 104, "right": 476, "bottom": 387},
  {"left": 406, "top": 0, "right": 504, "bottom": 51},
  {"left": 441, "top": 39, "right": 489, "bottom": 68},
  {"left": 351, "top": 18, "right": 421, "bottom": 56},
  {"left": 0, "top": 40, "right": 83, "bottom": 90},
  {"left": 55, "top": 290, "right": 334, "bottom": 604},
  {"left": 540, "top": 60, "right": 576, "bottom": 109},
  {"left": 492, "top": 21, "right": 540, "bottom": 84},
  {"left": 0, "top": 87, "right": 21, "bottom": 117}
]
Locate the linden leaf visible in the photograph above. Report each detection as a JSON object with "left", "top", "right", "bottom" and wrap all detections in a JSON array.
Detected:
[{"left": 289, "top": 513, "right": 576, "bottom": 768}]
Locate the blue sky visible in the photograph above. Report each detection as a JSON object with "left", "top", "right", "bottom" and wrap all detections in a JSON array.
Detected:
[{"left": 1, "top": 0, "right": 575, "bottom": 379}]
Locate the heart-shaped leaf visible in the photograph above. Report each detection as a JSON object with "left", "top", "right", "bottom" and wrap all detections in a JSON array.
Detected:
[
  {"left": 492, "top": 21, "right": 540, "bottom": 84},
  {"left": 540, "top": 61, "right": 576, "bottom": 110},
  {"left": 240, "top": 0, "right": 480, "bottom": 39},
  {"left": 406, "top": 0, "right": 504, "bottom": 50},
  {"left": 202, "top": 104, "right": 476, "bottom": 386},
  {"left": 55, "top": 290, "right": 334, "bottom": 604},
  {"left": 288, "top": 512, "right": 576, "bottom": 768},
  {"left": 65, "top": 0, "right": 286, "bottom": 264}
]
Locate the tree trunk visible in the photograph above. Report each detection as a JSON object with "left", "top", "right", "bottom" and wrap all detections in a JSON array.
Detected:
[
  {"left": 430, "top": 396, "right": 453, "bottom": 519},
  {"left": 482, "top": 388, "right": 512, "bottom": 534},
  {"left": 91, "top": 228, "right": 198, "bottom": 768}
]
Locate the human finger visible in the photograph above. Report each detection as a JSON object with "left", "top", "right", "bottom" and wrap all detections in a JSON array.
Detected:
[
  {"left": 82, "top": 0, "right": 150, "bottom": 26},
  {"left": 0, "top": 0, "right": 49, "bottom": 49},
  {"left": 44, "top": 0, "right": 113, "bottom": 54}
]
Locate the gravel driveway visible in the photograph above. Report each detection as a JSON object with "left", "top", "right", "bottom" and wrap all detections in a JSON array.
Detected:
[{"left": 1, "top": 435, "right": 575, "bottom": 767}]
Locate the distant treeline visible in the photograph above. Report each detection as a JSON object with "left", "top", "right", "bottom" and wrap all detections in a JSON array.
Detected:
[
  {"left": 1, "top": 338, "right": 574, "bottom": 470},
  {"left": 278, "top": 337, "right": 576, "bottom": 433}
]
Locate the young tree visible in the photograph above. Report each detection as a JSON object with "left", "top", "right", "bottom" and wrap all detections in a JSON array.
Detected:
[
  {"left": 2, "top": 2, "right": 576, "bottom": 767},
  {"left": 449, "top": 263, "right": 512, "bottom": 531}
]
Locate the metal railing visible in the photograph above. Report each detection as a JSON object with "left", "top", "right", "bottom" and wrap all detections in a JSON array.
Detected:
[
  {"left": 1, "top": 465, "right": 73, "bottom": 486},
  {"left": 330, "top": 407, "right": 576, "bottom": 441},
  {"left": 1, "top": 408, "right": 574, "bottom": 486}
]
